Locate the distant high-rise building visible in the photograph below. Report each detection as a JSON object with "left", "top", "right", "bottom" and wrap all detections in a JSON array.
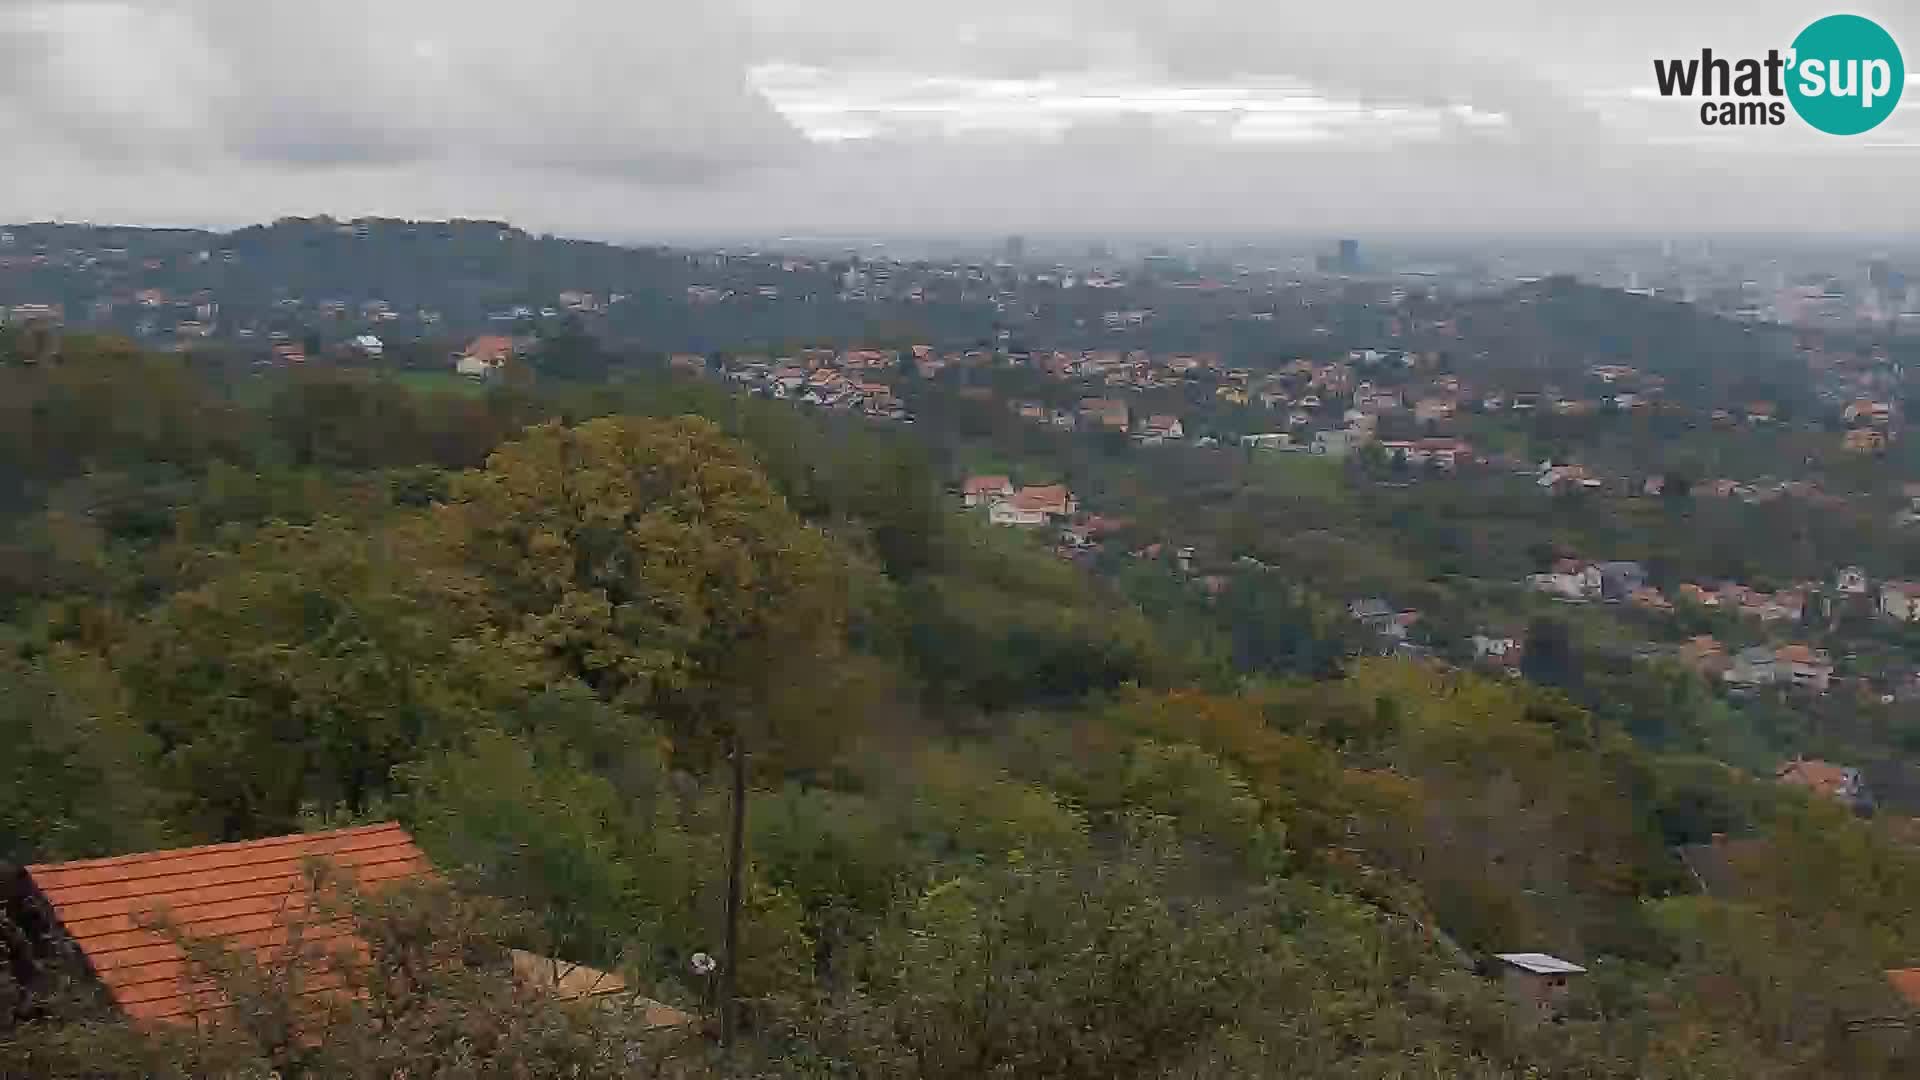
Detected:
[
  {"left": 1004, "top": 235, "right": 1027, "bottom": 262},
  {"left": 1317, "top": 239, "right": 1364, "bottom": 275}
]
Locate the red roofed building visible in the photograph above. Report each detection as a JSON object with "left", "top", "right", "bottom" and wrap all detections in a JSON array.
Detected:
[
  {"left": 1888, "top": 968, "right": 1920, "bottom": 1011},
  {"left": 989, "top": 484, "right": 1076, "bottom": 527},
  {"left": 21, "top": 823, "right": 429, "bottom": 1025},
  {"left": 455, "top": 335, "right": 516, "bottom": 378},
  {"left": 961, "top": 475, "right": 1014, "bottom": 507},
  {"left": 1773, "top": 643, "right": 1832, "bottom": 691},
  {"left": 1011, "top": 484, "right": 1073, "bottom": 517},
  {"left": 1078, "top": 397, "right": 1131, "bottom": 431},
  {"left": 1776, "top": 759, "right": 1867, "bottom": 810},
  {"left": 1416, "top": 437, "right": 1472, "bottom": 469}
]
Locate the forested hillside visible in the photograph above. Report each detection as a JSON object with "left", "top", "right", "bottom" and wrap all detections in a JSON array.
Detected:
[
  {"left": 1425, "top": 277, "right": 1815, "bottom": 409},
  {"left": 3, "top": 337, "right": 1919, "bottom": 1077}
]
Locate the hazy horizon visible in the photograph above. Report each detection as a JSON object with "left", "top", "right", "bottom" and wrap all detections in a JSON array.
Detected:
[{"left": 4, "top": 1, "right": 1919, "bottom": 237}]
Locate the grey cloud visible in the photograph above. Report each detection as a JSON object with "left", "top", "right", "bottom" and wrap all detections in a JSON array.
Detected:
[
  {"left": 0, "top": 0, "right": 808, "bottom": 179},
  {"left": 2, "top": 0, "right": 1919, "bottom": 233}
]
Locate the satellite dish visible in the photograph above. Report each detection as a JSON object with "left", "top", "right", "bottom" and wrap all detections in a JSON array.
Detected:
[{"left": 691, "top": 952, "right": 717, "bottom": 976}]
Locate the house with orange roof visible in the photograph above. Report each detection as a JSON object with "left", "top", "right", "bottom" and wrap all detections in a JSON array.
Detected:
[
  {"left": 1776, "top": 758, "right": 1869, "bottom": 811},
  {"left": 1015, "top": 484, "right": 1073, "bottom": 516},
  {"left": 961, "top": 475, "right": 1014, "bottom": 507},
  {"left": 1629, "top": 587, "right": 1673, "bottom": 612},
  {"left": 1678, "top": 583, "right": 1721, "bottom": 608},
  {"left": 1415, "top": 437, "right": 1472, "bottom": 469},
  {"left": 1676, "top": 635, "right": 1729, "bottom": 678},
  {"left": 1077, "top": 398, "right": 1130, "bottom": 431},
  {"left": 1844, "top": 399, "right": 1894, "bottom": 426},
  {"left": 1887, "top": 968, "right": 1920, "bottom": 1012},
  {"left": 988, "top": 485, "right": 1075, "bottom": 528},
  {"left": 1846, "top": 428, "right": 1890, "bottom": 453},
  {"left": 17, "top": 823, "right": 430, "bottom": 1025},
  {"left": 455, "top": 334, "right": 516, "bottom": 379},
  {"left": 13, "top": 823, "right": 697, "bottom": 1031},
  {"left": 1774, "top": 643, "right": 1833, "bottom": 691}
]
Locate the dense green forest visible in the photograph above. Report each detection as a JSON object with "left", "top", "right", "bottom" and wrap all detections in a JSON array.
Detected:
[{"left": 3, "top": 336, "right": 1920, "bottom": 1077}]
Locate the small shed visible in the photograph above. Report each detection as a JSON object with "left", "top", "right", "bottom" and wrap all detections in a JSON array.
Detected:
[
  {"left": 1494, "top": 952, "right": 1586, "bottom": 1023},
  {"left": 508, "top": 950, "right": 697, "bottom": 1030}
]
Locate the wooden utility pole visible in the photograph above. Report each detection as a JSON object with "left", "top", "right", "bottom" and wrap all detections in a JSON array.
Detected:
[{"left": 720, "top": 729, "right": 747, "bottom": 1051}]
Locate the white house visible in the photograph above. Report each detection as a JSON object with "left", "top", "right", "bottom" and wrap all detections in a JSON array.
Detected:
[
  {"left": 986, "top": 485, "right": 1075, "bottom": 528},
  {"left": 350, "top": 334, "right": 384, "bottom": 359},
  {"left": 1882, "top": 582, "right": 1920, "bottom": 622},
  {"left": 1472, "top": 635, "right": 1522, "bottom": 661},
  {"left": 1142, "top": 414, "right": 1185, "bottom": 441},
  {"left": 455, "top": 335, "right": 515, "bottom": 379},
  {"left": 989, "top": 501, "right": 1049, "bottom": 527},
  {"left": 1312, "top": 429, "right": 1364, "bottom": 458}
]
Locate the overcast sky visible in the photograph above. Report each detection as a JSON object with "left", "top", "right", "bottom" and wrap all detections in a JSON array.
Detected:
[{"left": 2, "top": 1, "right": 1918, "bottom": 239}]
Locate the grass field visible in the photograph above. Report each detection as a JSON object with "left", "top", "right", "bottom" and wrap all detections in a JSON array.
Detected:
[
  {"left": 1250, "top": 450, "right": 1345, "bottom": 498},
  {"left": 389, "top": 370, "right": 490, "bottom": 398}
]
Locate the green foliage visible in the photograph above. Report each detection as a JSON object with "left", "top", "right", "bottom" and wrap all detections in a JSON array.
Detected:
[
  {"left": 751, "top": 787, "right": 916, "bottom": 921},
  {"left": 4, "top": 335, "right": 1919, "bottom": 1077},
  {"left": 897, "top": 747, "right": 1088, "bottom": 862},
  {"left": 448, "top": 416, "right": 853, "bottom": 744},
  {"left": 0, "top": 338, "right": 257, "bottom": 509},
  {"left": 0, "top": 648, "right": 171, "bottom": 863},
  {"left": 122, "top": 517, "right": 538, "bottom": 837},
  {"left": 906, "top": 523, "right": 1167, "bottom": 708},
  {"left": 1216, "top": 575, "right": 1358, "bottom": 679},
  {"left": 408, "top": 725, "right": 666, "bottom": 967},
  {"left": 804, "top": 839, "right": 1261, "bottom": 1078}
]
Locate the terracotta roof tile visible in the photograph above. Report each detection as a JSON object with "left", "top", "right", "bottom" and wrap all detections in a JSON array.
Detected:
[
  {"left": 963, "top": 475, "right": 1011, "bottom": 495},
  {"left": 464, "top": 335, "right": 514, "bottom": 361},
  {"left": 26, "top": 823, "right": 428, "bottom": 1025},
  {"left": 1889, "top": 968, "right": 1920, "bottom": 1010},
  {"left": 1011, "top": 485, "right": 1070, "bottom": 513},
  {"left": 1775, "top": 760, "right": 1856, "bottom": 798}
]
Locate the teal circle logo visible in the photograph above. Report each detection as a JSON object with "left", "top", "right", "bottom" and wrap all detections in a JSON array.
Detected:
[{"left": 1787, "top": 14, "right": 1904, "bottom": 135}]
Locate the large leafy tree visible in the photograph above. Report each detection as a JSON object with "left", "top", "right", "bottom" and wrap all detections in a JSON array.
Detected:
[
  {"left": 445, "top": 415, "right": 861, "bottom": 1043},
  {"left": 122, "top": 517, "right": 538, "bottom": 839},
  {"left": 447, "top": 416, "right": 851, "bottom": 721}
]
